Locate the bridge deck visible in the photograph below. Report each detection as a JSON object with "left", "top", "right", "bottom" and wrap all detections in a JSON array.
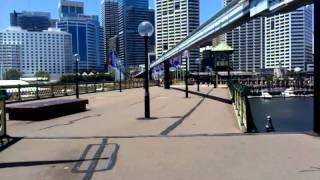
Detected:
[{"left": 1, "top": 86, "right": 319, "bottom": 180}]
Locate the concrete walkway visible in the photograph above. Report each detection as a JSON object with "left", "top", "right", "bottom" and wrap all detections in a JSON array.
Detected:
[{"left": 0, "top": 86, "right": 319, "bottom": 180}]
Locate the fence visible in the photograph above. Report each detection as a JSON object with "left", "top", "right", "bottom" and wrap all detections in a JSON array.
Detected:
[
  {"left": 1, "top": 80, "right": 159, "bottom": 104},
  {"left": 227, "top": 80, "right": 257, "bottom": 133}
]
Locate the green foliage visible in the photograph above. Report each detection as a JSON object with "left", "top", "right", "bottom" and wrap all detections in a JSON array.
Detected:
[
  {"left": 35, "top": 70, "right": 50, "bottom": 80},
  {"left": 4, "top": 69, "right": 21, "bottom": 80},
  {"left": 60, "top": 72, "right": 115, "bottom": 83}
]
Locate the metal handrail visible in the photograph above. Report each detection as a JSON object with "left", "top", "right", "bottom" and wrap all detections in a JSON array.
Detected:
[
  {"left": 1, "top": 80, "right": 158, "bottom": 104},
  {"left": 228, "top": 80, "right": 256, "bottom": 133}
]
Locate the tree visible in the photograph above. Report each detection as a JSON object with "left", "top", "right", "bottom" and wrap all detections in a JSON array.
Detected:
[
  {"left": 4, "top": 69, "right": 21, "bottom": 80},
  {"left": 35, "top": 70, "right": 50, "bottom": 81}
]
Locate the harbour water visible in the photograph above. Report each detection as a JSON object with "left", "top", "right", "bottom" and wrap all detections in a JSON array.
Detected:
[{"left": 249, "top": 97, "right": 314, "bottom": 133}]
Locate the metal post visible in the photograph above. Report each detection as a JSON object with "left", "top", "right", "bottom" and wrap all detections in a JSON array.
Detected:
[
  {"left": 228, "top": 55, "right": 231, "bottom": 80},
  {"left": 164, "top": 60, "right": 170, "bottom": 89},
  {"left": 75, "top": 59, "right": 79, "bottom": 99},
  {"left": 18, "top": 84, "right": 21, "bottom": 101},
  {"left": 64, "top": 84, "right": 67, "bottom": 96},
  {"left": 314, "top": 0, "right": 320, "bottom": 134},
  {"left": 36, "top": 84, "right": 40, "bottom": 99},
  {"left": 0, "top": 97, "right": 6, "bottom": 137},
  {"left": 197, "top": 62, "right": 200, "bottom": 92},
  {"left": 158, "top": 73, "right": 160, "bottom": 86},
  {"left": 51, "top": 84, "right": 54, "bottom": 97},
  {"left": 185, "top": 54, "right": 189, "bottom": 98},
  {"left": 119, "top": 68, "right": 122, "bottom": 92},
  {"left": 144, "top": 36, "right": 150, "bottom": 118}
]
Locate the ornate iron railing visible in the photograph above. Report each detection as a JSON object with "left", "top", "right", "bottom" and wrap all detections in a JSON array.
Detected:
[{"left": 1, "top": 80, "right": 159, "bottom": 104}]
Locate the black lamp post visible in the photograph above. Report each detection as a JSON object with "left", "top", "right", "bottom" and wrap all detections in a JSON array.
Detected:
[
  {"left": 138, "top": 21, "right": 154, "bottom": 119},
  {"left": 118, "top": 60, "right": 122, "bottom": 92},
  {"left": 183, "top": 51, "right": 189, "bottom": 98},
  {"left": 314, "top": 0, "right": 319, "bottom": 134},
  {"left": 74, "top": 54, "right": 80, "bottom": 99},
  {"left": 196, "top": 58, "right": 201, "bottom": 92}
]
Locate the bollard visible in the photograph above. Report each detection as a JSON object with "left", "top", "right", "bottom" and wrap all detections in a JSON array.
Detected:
[{"left": 265, "top": 115, "right": 275, "bottom": 132}]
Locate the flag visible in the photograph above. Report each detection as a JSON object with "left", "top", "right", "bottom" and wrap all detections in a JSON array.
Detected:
[{"left": 109, "top": 51, "right": 118, "bottom": 68}]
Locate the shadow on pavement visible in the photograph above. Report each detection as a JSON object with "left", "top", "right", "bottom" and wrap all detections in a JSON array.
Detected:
[
  {"left": 160, "top": 88, "right": 215, "bottom": 135},
  {"left": 0, "top": 158, "right": 109, "bottom": 169},
  {"left": 0, "top": 138, "right": 119, "bottom": 180},
  {"left": 171, "top": 87, "right": 232, "bottom": 105},
  {"left": 0, "top": 136, "right": 22, "bottom": 152}
]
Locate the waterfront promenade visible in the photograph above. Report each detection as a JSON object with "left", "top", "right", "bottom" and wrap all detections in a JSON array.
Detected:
[{"left": 0, "top": 86, "right": 320, "bottom": 180}]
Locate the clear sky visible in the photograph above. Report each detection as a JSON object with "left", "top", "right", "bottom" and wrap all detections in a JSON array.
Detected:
[{"left": 0, "top": 0, "right": 223, "bottom": 30}]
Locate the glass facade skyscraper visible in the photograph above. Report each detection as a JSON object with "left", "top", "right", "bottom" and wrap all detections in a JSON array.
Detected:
[
  {"left": 58, "top": 0, "right": 84, "bottom": 18},
  {"left": 57, "top": 0, "right": 104, "bottom": 72},
  {"left": 101, "top": 0, "right": 119, "bottom": 67},
  {"left": 10, "top": 11, "right": 54, "bottom": 32},
  {"left": 118, "top": 0, "right": 155, "bottom": 68}
]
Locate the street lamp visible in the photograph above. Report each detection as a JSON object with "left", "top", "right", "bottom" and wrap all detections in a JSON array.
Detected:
[
  {"left": 196, "top": 58, "right": 201, "bottom": 92},
  {"left": 183, "top": 51, "right": 189, "bottom": 98},
  {"left": 138, "top": 21, "right": 154, "bottom": 119},
  {"left": 118, "top": 60, "right": 122, "bottom": 92},
  {"left": 73, "top": 54, "right": 80, "bottom": 99}
]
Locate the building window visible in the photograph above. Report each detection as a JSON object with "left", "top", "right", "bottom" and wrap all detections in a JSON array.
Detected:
[
  {"left": 271, "top": 19, "right": 275, "bottom": 30},
  {"left": 163, "top": 44, "right": 168, "bottom": 50},
  {"left": 175, "top": 2, "right": 180, "bottom": 10}
]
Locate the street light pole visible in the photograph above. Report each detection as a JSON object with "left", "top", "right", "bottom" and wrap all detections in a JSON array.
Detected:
[
  {"left": 183, "top": 51, "right": 189, "bottom": 98},
  {"left": 196, "top": 58, "right": 200, "bottom": 92},
  {"left": 118, "top": 61, "right": 122, "bottom": 92},
  {"left": 74, "top": 54, "right": 80, "bottom": 99},
  {"left": 139, "top": 21, "right": 154, "bottom": 119},
  {"left": 314, "top": 0, "right": 319, "bottom": 134},
  {"left": 144, "top": 36, "right": 150, "bottom": 118}
]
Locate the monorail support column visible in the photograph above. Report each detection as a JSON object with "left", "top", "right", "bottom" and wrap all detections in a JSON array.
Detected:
[
  {"left": 314, "top": 0, "right": 320, "bottom": 134},
  {"left": 164, "top": 60, "right": 171, "bottom": 89}
]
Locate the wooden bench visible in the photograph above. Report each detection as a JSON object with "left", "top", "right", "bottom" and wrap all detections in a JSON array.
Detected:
[{"left": 7, "top": 99, "right": 89, "bottom": 121}]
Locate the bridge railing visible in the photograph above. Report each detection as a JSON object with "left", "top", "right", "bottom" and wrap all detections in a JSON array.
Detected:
[
  {"left": 228, "top": 80, "right": 256, "bottom": 133},
  {"left": 1, "top": 80, "right": 158, "bottom": 104}
]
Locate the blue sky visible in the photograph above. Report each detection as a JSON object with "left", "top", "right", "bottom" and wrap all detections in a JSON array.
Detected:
[{"left": 0, "top": 0, "right": 223, "bottom": 30}]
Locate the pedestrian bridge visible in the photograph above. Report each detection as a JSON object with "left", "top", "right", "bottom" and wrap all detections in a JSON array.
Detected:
[{"left": 150, "top": 0, "right": 313, "bottom": 68}]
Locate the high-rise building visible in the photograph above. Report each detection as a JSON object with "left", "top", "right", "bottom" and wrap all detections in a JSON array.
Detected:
[
  {"left": 224, "top": 0, "right": 265, "bottom": 73},
  {"left": 155, "top": 0, "right": 200, "bottom": 71},
  {"left": 57, "top": 0, "right": 104, "bottom": 72},
  {"left": 58, "top": 0, "right": 84, "bottom": 18},
  {"left": 118, "top": 0, "right": 155, "bottom": 68},
  {"left": 265, "top": 6, "right": 313, "bottom": 71},
  {"left": 10, "top": 11, "right": 56, "bottom": 32},
  {"left": 101, "top": 0, "right": 119, "bottom": 66},
  {"left": 0, "top": 27, "right": 73, "bottom": 77}
]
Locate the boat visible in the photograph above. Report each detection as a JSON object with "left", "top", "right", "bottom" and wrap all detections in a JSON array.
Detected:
[
  {"left": 281, "top": 88, "right": 296, "bottom": 98},
  {"left": 261, "top": 90, "right": 272, "bottom": 99}
]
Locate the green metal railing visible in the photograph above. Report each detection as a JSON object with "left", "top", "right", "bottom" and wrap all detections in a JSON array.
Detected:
[
  {"left": 1, "top": 80, "right": 158, "bottom": 104},
  {"left": 228, "top": 80, "right": 256, "bottom": 133}
]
